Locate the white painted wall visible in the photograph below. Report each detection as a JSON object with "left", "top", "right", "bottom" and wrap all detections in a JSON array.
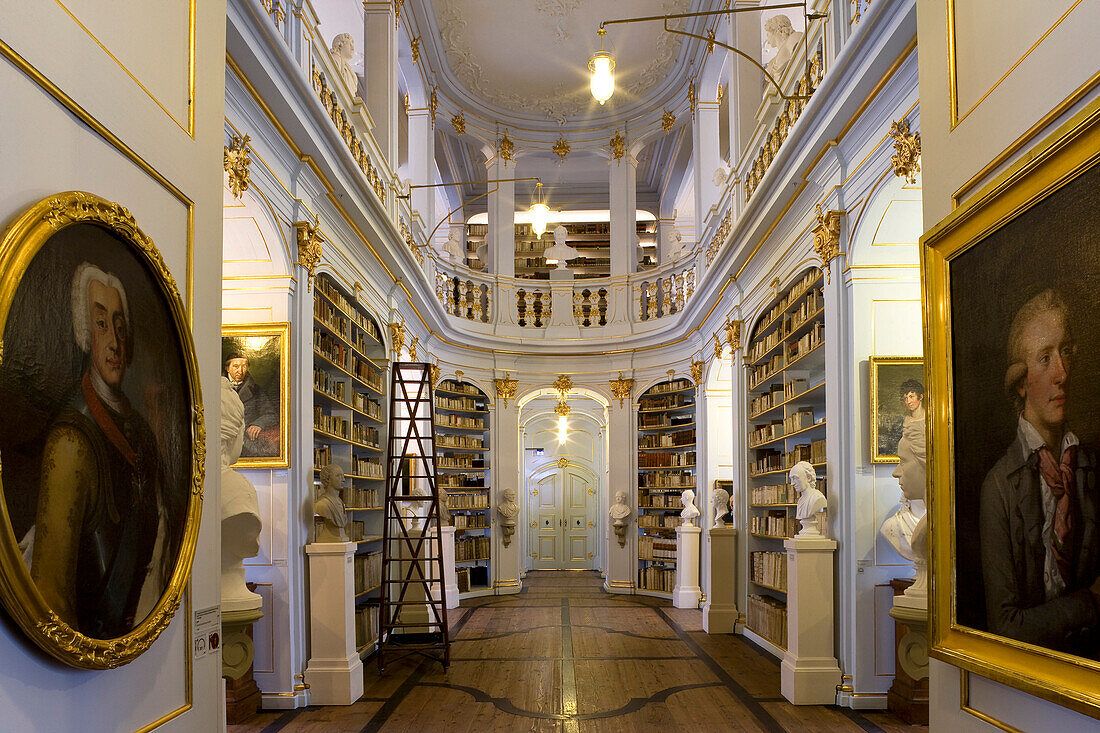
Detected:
[{"left": 0, "top": 1, "right": 226, "bottom": 729}]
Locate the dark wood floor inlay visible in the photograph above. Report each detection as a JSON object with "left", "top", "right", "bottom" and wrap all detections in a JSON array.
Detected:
[{"left": 229, "top": 571, "right": 926, "bottom": 732}]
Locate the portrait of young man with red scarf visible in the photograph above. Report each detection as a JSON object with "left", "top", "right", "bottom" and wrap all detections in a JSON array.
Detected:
[{"left": 980, "top": 288, "right": 1100, "bottom": 659}]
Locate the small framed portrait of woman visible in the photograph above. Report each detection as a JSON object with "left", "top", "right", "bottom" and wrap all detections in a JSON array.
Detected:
[{"left": 869, "top": 356, "right": 925, "bottom": 463}]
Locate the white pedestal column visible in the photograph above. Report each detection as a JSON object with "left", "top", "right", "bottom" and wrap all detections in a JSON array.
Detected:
[
  {"left": 362, "top": 2, "right": 397, "bottom": 166},
  {"left": 442, "top": 525, "right": 459, "bottom": 609},
  {"left": 673, "top": 525, "right": 702, "bottom": 609},
  {"left": 548, "top": 268, "right": 575, "bottom": 331},
  {"left": 604, "top": 401, "right": 636, "bottom": 594},
  {"left": 485, "top": 155, "right": 515, "bottom": 277},
  {"left": 781, "top": 536, "right": 842, "bottom": 705},
  {"left": 408, "top": 108, "right": 435, "bottom": 234},
  {"left": 304, "top": 542, "right": 364, "bottom": 705},
  {"left": 703, "top": 526, "right": 738, "bottom": 633}
]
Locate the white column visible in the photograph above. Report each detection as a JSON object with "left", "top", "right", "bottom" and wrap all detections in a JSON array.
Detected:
[
  {"left": 781, "top": 536, "right": 842, "bottom": 705},
  {"left": 693, "top": 100, "right": 722, "bottom": 230},
  {"left": 604, "top": 398, "right": 635, "bottom": 593},
  {"left": 407, "top": 108, "right": 435, "bottom": 234},
  {"left": 363, "top": 2, "right": 398, "bottom": 166},
  {"left": 492, "top": 398, "right": 522, "bottom": 593},
  {"left": 703, "top": 526, "right": 738, "bottom": 633},
  {"left": 730, "top": 1, "right": 763, "bottom": 169},
  {"left": 442, "top": 525, "right": 459, "bottom": 609},
  {"left": 485, "top": 155, "right": 515, "bottom": 277},
  {"left": 674, "top": 525, "right": 702, "bottom": 608},
  {"left": 303, "top": 542, "right": 364, "bottom": 705},
  {"left": 609, "top": 152, "right": 638, "bottom": 275}
]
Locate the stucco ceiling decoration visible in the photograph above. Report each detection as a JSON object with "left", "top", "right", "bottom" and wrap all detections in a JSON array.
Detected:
[{"left": 430, "top": 0, "right": 693, "bottom": 127}]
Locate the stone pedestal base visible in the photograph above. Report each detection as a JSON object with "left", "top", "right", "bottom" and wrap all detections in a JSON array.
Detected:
[
  {"left": 223, "top": 607, "right": 263, "bottom": 724},
  {"left": 673, "top": 525, "right": 702, "bottom": 609},
  {"left": 781, "top": 535, "right": 841, "bottom": 705},
  {"left": 442, "top": 526, "right": 459, "bottom": 609},
  {"left": 304, "top": 542, "right": 364, "bottom": 705},
  {"left": 888, "top": 583, "right": 929, "bottom": 725},
  {"left": 703, "top": 526, "right": 738, "bottom": 633}
]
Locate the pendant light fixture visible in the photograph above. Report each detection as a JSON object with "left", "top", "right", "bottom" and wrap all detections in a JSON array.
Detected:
[
  {"left": 589, "top": 28, "right": 615, "bottom": 105},
  {"left": 528, "top": 182, "right": 551, "bottom": 239}
]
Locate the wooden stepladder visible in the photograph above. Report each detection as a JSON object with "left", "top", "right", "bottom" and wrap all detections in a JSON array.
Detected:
[{"left": 377, "top": 362, "right": 450, "bottom": 672}]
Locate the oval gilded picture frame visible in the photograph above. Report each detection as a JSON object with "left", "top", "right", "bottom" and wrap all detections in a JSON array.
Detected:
[{"left": 0, "top": 191, "right": 205, "bottom": 669}]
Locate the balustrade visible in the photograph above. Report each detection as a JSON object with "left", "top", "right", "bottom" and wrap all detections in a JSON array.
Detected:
[
  {"left": 516, "top": 288, "right": 552, "bottom": 328},
  {"left": 573, "top": 287, "right": 609, "bottom": 328}
]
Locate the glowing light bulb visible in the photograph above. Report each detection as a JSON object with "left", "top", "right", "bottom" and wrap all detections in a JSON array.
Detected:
[
  {"left": 558, "top": 415, "right": 568, "bottom": 445},
  {"left": 529, "top": 202, "right": 550, "bottom": 239},
  {"left": 589, "top": 51, "right": 615, "bottom": 105}
]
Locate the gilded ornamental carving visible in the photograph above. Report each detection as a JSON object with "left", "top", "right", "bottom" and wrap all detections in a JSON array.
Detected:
[
  {"left": 494, "top": 372, "right": 518, "bottom": 407},
  {"left": 224, "top": 134, "right": 252, "bottom": 199},
  {"left": 812, "top": 204, "right": 843, "bottom": 281},
  {"left": 293, "top": 219, "right": 324, "bottom": 291},
  {"left": 609, "top": 371, "right": 634, "bottom": 408},
  {"left": 888, "top": 118, "right": 921, "bottom": 184}
]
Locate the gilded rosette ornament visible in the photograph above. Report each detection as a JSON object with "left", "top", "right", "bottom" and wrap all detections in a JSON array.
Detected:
[
  {"left": 609, "top": 371, "right": 634, "bottom": 408},
  {"left": 609, "top": 131, "right": 626, "bottom": 162},
  {"left": 451, "top": 112, "right": 466, "bottom": 135},
  {"left": 494, "top": 372, "right": 518, "bottom": 407},
  {"left": 224, "top": 134, "right": 252, "bottom": 199},
  {"left": 557, "top": 457, "right": 569, "bottom": 469},
  {"left": 888, "top": 118, "right": 921, "bottom": 184},
  {"left": 812, "top": 204, "right": 843, "bottom": 282},
  {"left": 690, "top": 359, "right": 704, "bottom": 388},
  {"left": 388, "top": 318, "right": 406, "bottom": 360},
  {"left": 498, "top": 130, "right": 515, "bottom": 163},
  {"left": 293, "top": 218, "right": 324, "bottom": 291},
  {"left": 553, "top": 136, "right": 570, "bottom": 163}
]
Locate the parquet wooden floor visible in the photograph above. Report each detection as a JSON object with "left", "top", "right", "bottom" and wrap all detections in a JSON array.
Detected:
[{"left": 231, "top": 571, "right": 926, "bottom": 732}]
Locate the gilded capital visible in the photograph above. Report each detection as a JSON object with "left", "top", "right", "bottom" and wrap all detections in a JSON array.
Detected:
[
  {"left": 609, "top": 371, "right": 634, "bottom": 408},
  {"left": 494, "top": 372, "right": 518, "bottom": 408},
  {"left": 690, "top": 360, "right": 704, "bottom": 388},
  {"left": 724, "top": 319, "right": 742, "bottom": 352},
  {"left": 812, "top": 204, "right": 843, "bottom": 282},
  {"left": 498, "top": 130, "right": 515, "bottom": 163},
  {"left": 293, "top": 218, "right": 324, "bottom": 291},
  {"left": 609, "top": 131, "right": 626, "bottom": 162},
  {"left": 388, "top": 319, "right": 406, "bottom": 360}
]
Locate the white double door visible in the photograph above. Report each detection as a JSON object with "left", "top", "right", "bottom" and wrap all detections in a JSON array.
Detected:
[{"left": 527, "top": 463, "right": 598, "bottom": 570}]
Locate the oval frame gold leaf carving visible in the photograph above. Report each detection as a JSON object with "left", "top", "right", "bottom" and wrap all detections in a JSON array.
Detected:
[{"left": 0, "top": 191, "right": 205, "bottom": 669}]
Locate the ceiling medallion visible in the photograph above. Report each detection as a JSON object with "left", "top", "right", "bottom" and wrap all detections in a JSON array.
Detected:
[
  {"left": 553, "top": 136, "right": 571, "bottom": 163},
  {"left": 888, "top": 118, "right": 921, "bottom": 184},
  {"left": 609, "top": 131, "right": 626, "bottom": 162},
  {"left": 451, "top": 112, "right": 466, "bottom": 135},
  {"left": 498, "top": 130, "right": 515, "bottom": 163},
  {"left": 410, "top": 35, "right": 421, "bottom": 64},
  {"left": 223, "top": 134, "right": 252, "bottom": 199},
  {"left": 661, "top": 110, "right": 676, "bottom": 133}
]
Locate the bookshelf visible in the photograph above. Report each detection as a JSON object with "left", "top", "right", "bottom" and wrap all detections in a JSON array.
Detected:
[
  {"left": 312, "top": 273, "right": 387, "bottom": 658},
  {"left": 636, "top": 377, "right": 696, "bottom": 596},
  {"left": 743, "top": 266, "right": 826, "bottom": 655},
  {"left": 465, "top": 220, "right": 657, "bottom": 279},
  {"left": 435, "top": 377, "right": 493, "bottom": 598}
]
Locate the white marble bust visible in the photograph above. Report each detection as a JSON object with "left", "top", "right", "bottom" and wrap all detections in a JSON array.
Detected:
[
  {"left": 497, "top": 487, "right": 519, "bottom": 546},
  {"left": 220, "top": 378, "right": 262, "bottom": 612},
  {"left": 610, "top": 490, "right": 632, "bottom": 547},
  {"left": 763, "top": 14, "right": 803, "bottom": 82},
  {"left": 329, "top": 33, "right": 359, "bottom": 94},
  {"left": 542, "top": 225, "right": 580, "bottom": 269},
  {"left": 711, "top": 487, "right": 731, "bottom": 529},
  {"left": 790, "top": 461, "right": 827, "bottom": 537},
  {"left": 315, "top": 463, "right": 349, "bottom": 542},
  {"left": 680, "top": 489, "right": 700, "bottom": 526},
  {"left": 664, "top": 228, "right": 686, "bottom": 261},
  {"left": 880, "top": 418, "right": 927, "bottom": 562}
]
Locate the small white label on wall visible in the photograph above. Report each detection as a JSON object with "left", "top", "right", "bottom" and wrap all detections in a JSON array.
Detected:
[{"left": 193, "top": 605, "right": 221, "bottom": 659}]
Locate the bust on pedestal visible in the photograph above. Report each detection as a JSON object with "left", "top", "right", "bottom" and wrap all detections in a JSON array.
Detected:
[
  {"left": 674, "top": 490, "right": 702, "bottom": 608},
  {"left": 609, "top": 491, "right": 632, "bottom": 547},
  {"left": 315, "top": 464, "right": 349, "bottom": 543},
  {"left": 219, "top": 379, "right": 264, "bottom": 723},
  {"left": 782, "top": 460, "right": 841, "bottom": 704},
  {"left": 704, "top": 485, "right": 738, "bottom": 633}
]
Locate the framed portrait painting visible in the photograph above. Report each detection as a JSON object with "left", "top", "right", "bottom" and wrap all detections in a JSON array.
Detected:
[
  {"left": 0, "top": 192, "right": 204, "bottom": 668},
  {"left": 925, "top": 100, "right": 1100, "bottom": 715},
  {"left": 869, "top": 356, "right": 925, "bottom": 463},
  {"left": 221, "top": 323, "right": 290, "bottom": 468}
]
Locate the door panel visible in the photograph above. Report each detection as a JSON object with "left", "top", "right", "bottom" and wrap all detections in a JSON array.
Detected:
[{"left": 527, "top": 464, "right": 597, "bottom": 570}]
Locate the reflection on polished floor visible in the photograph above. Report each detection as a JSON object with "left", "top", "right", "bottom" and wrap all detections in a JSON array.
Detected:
[{"left": 232, "top": 572, "right": 924, "bottom": 732}]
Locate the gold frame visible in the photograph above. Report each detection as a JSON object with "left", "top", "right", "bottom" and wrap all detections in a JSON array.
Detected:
[
  {"left": 222, "top": 322, "right": 291, "bottom": 469},
  {"left": 923, "top": 98, "right": 1100, "bottom": 717},
  {"left": 868, "top": 355, "right": 924, "bottom": 463},
  {"left": 0, "top": 191, "right": 205, "bottom": 669}
]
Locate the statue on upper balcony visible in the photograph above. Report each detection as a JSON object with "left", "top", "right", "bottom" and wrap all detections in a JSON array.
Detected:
[
  {"left": 664, "top": 228, "right": 687, "bottom": 261},
  {"left": 329, "top": 33, "right": 359, "bottom": 95},
  {"left": 763, "top": 14, "right": 803, "bottom": 83},
  {"left": 444, "top": 230, "right": 465, "bottom": 263}
]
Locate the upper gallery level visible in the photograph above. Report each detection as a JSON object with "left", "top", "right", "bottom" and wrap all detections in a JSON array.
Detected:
[{"left": 225, "top": 0, "right": 916, "bottom": 354}]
